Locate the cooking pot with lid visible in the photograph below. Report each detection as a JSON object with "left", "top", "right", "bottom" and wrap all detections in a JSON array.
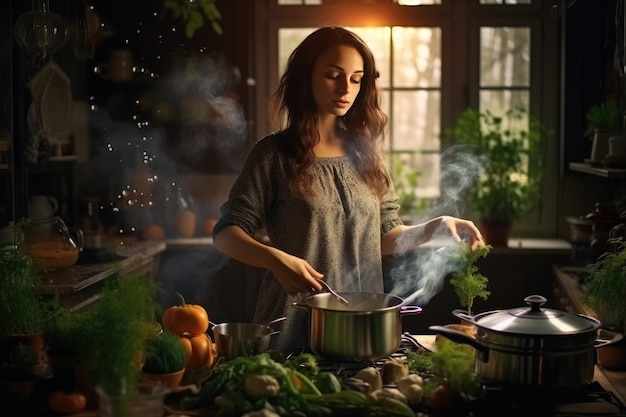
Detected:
[
  {"left": 430, "top": 295, "right": 623, "bottom": 387},
  {"left": 294, "top": 292, "right": 422, "bottom": 362}
]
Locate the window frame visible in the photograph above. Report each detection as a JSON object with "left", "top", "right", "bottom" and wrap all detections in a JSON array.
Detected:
[{"left": 253, "top": 0, "right": 560, "bottom": 237}]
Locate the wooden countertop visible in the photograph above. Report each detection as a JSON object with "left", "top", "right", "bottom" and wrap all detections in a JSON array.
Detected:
[{"left": 37, "top": 240, "right": 166, "bottom": 311}]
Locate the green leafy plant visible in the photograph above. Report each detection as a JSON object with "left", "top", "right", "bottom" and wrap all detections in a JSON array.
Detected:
[
  {"left": 389, "top": 154, "right": 428, "bottom": 219},
  {"left": 142, "top": 330, "right": 186, "bottom": 374},
  {"left": 76, "top": 277, "right": 158, "bottom": 404},
  {"left": 449, "top": 243, "right": 492, "bottom": 315},
  {"left": 584, "top": 100, "right": 622, "bottom": 137},
  {"left": 0, "top": 241, "right": 48, "bottom": 336},
  {"left": 43, "top": 306, "right": 89, "bottom": 356},
  {"left": 443, "top": 107, "right": 549, "bottom": 224},
  {"left": 423, "top": 340, "right": 481, "bottom": 397},
  {"left": 162, "top": 0, "right": 222, "bottom": 38},
  {"left": 582, "top": 243, "right": 626, "bottom": 334}
]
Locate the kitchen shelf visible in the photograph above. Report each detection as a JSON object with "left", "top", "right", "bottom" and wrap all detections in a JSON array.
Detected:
[{"left": 569, "top": 162, "right": 626, "bottom": 178}]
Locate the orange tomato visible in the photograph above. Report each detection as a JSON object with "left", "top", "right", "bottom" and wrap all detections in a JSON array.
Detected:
[
  {"left": 162, "top": 292, "right": 209, "bottom": 336},
  {"left": 180, "top": 333, "right": 216, "bottom": 371},
  {"left": 48, "top": 390, "right": 87, "bottom": 414}
]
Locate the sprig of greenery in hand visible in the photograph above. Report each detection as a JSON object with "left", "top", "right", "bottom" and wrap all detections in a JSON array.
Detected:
[{"left": 449, "top": 243, "right": 492, "bottom": 315}]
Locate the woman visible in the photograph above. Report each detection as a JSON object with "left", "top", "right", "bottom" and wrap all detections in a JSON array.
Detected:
[{"left": 213, "top": 26, "right": 484, "bottom": 350}]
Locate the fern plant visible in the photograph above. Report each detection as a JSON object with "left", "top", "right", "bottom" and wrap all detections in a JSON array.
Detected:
[{"left": 449, "top": 243, "right": 492, "bottom": 315}]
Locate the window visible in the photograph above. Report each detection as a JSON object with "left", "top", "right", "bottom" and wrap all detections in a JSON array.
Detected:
[{"left": 255, "top": 0, "right": 558, "bottom": 236}]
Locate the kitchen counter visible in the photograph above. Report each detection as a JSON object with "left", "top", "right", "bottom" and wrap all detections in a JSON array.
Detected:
[{"left": 37, "top": 240, "right": 166, "bottom": 312}]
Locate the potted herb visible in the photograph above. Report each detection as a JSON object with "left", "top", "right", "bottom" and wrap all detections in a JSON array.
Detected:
[
  {"left": 75, "top": 277, "right": 159, "bottom": 414},
  {"left": 141, "top": 329, "right": 187, "bottom": 388},
  {"left": 584, "top": 100, "right": 623, "bottom": 163},
  {"left": 584, "top": 100, "right": 622, "bottom": 138},
  {"left": 442, "top": 107, "right": 549, "bottom": 246},
  {"left": 581, "top": 243, "right": 626, "bottom": 370},
  {"left": 449, "top": 243, "right": 492, "bottom": 316},
  {"left": 0, "top": 241, "right": 49, "bottom": 364}
]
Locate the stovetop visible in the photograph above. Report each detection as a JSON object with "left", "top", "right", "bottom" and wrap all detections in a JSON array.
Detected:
[{"left": 291, "top": 333, "right": 626, "bottom": 417}]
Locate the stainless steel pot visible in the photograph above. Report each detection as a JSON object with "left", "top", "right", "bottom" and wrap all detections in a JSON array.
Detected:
[
  {"left": 294, "top": 292, "right": 422, "bottom": 362},
  {"left": 210, "top": 317, "right": 285, "bottom": 361},
  {"left": 429, "top": 295, "right": 623, "bottom": 387}
]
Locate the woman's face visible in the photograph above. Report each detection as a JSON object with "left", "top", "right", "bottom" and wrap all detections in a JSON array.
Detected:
[{"left": 311, "top": 44, "right": 364, "bottom": 118}]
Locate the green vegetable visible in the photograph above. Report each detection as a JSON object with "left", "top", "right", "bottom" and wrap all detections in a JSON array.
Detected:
[
  {"left": 314, "top": 372, "right": 342, "bottom": 394},
  {"left": 306, "top": 390, "right": 369, "bottom": 415},
  {"left": 449, "top": 243, "right": 492, "bottom": 315},
  {"left": 179, "top": 353, "right": 326, "bottom": 416}
]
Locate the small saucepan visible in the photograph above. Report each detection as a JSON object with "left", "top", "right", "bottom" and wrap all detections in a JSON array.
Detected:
[
  {"left": 210, "top": 317, "right": 286, "bottom": 361},
  {"left": 293, "top": 292, "right": 422, "bottom": 362},
  {"left": 429, "top": 295, "right": 623, "bottom": 387}
]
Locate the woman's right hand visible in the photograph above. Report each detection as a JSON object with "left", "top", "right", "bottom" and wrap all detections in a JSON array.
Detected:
[{"left": 267, "top": 249, "right": 324, "bottom": 296}]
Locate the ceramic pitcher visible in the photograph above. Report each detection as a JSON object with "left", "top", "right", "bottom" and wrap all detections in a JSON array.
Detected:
[{"left": 27, "top": 195, "right": 58, "bottom": 218}]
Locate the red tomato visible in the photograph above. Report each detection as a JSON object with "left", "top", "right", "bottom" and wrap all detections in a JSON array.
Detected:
[{"left": 48, "top": 390, "right": 87, "bottom": 414}]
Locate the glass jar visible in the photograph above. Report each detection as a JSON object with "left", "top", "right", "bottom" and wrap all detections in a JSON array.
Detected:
[{"left": 22, "top": 217, "right": 84, "bottom": 272}]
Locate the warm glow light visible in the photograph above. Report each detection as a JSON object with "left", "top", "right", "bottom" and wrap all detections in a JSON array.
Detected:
[{"left": 398, "top": 0, "right": 423, "bottom": 5}]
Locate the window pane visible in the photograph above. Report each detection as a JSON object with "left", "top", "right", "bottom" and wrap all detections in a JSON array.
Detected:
[
  {"left": 395, "top": 0, "right": 442, "bottom": 5},
  {"left": 479, "top": 0, "right": 531, "bottom": 4},
  {"left": 348, "top": 27, "right": 391, "bottom": 88},
  {"left": 479, "top": 90, "right": 530, "bottom": 118},
  {"left": 480, "top": 27, "right": 530, "bottom": 87},
  {"left": 392, "top": 27, "right": 441, "bottom": 88},
  {"left": 278, "top": 28, "right": 317, "bottom": 76},
  {"left": 278, "top": 0, "right": 322, "bottom": 4},
  {"left": 392, "top": 91, "right": 440, "bottom": 151}
]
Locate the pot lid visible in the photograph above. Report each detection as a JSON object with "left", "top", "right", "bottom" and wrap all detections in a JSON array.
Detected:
[{"left": 471, "top": 295, "right": 600, "bottom": 336}]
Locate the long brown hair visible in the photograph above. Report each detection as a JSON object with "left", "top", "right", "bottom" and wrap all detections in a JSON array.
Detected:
[{"left": 271, "top": 26, "right": 390, "bottom": 197}]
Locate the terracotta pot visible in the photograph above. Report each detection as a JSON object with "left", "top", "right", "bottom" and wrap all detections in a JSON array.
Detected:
[
  {"left": 141, "top": 368, "right": 185, "bottom": 389},
  {"left": 479, "top": 221, "right": 513, "bottom": 247},
  {"left": 597, "top": 329, "right": 626, "bottom": 370}
]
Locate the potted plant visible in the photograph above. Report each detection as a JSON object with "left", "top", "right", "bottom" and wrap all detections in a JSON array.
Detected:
[
  {"left": 74, "top": 277, "right": 159, "bottom": 413},
  {"left": 141, "top": 329, "right": 187, "bottom": 389},
  {"left": 0, "top": 241, "right": 49, "bottom": 365},
  {"left": 581, "top": 241, "right": 626, "bottom": 370},
  {"left": 584, "top": 100, "right": 623, "bottom": 163},
  {"left": 442, "top": 107, "right": 549, "bottom": 246}
]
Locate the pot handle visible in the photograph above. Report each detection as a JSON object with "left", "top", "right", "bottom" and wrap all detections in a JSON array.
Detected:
[
  {"left": 400, "top": 305, "right": 422, "bottom": 315},
  {"left": 429, "top": 325, "right": 489, "bottom": 362},
  {"left": 595, "top": 331, "right": 624, "bottom": 349},
  {"left": 291, "top": 301, "right": 309, "bottom": 311},
  {"left": 452, "top": 309, "right": 476, "bottom": 324}
]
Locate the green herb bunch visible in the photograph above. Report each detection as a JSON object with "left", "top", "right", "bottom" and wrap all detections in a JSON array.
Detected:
[
  {"left": 584, "top": 100, "right": 622, "bottom": 137},
  {"left": 43, "top": 306, "right": 89, "bottom": 356},
  {"left": 0, "top": 242, "right": 47, "bottom": 335},
  {"left": 142, "top": 330, "right": 186, "bottom": 374},
  {"left": 449, "top": 243, "right": 492, "bottom": 315},
  {"left": 423, "top": 339, "right": 481, "bottom": 397},
  {"left": 78, "top": 277, "right": 158, "bottom": 399},
  {"left": 582, "top": 245, "right": 626, "bottom": 334}
]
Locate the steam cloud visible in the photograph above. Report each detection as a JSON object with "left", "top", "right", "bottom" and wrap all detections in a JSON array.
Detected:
[{"left": 388, "top": 144, "right": 487, "bottom": 306}]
